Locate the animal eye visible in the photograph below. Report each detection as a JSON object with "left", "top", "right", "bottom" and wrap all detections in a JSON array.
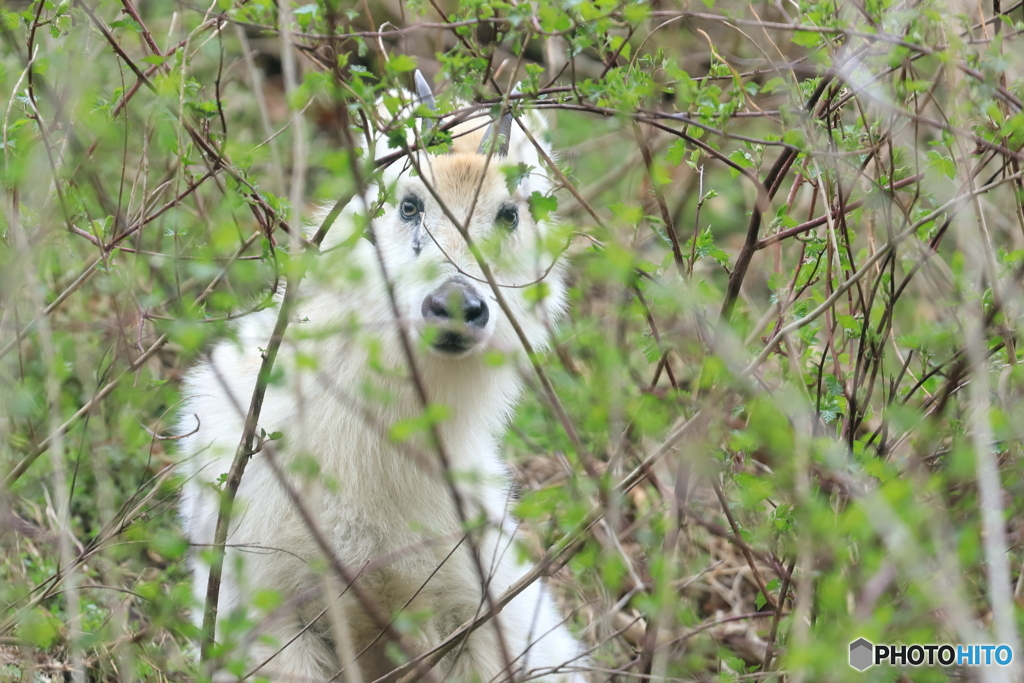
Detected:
[
  {"left": 496, "top": 205, "right": 518, "bottom": 230},
  {"left": 400, "top": 198, "right": 420, "bottom": 220}
]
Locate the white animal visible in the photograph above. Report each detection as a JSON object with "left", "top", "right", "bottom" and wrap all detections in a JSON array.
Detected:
[{"left": 178, "top": 72, "right": 586, "bottom": 683}]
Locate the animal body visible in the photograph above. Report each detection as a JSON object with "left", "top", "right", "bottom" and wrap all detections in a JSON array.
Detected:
[{"left": 178, "top": 73, "right": 585, "bottom": 682}]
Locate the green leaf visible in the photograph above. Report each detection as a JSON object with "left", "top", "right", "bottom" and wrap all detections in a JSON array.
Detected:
[
  {"left": 387, "top": 54, "right": 418, "bottom": 73},
  {"left": 610, "top": 202, "right": 643, "bottom": 225},
  {"left": 665, "top": 139, "right": 688, "bottom": 165},
  {"left": 791, "top": 30, "right": 822, "bottom": 48},
  {"left": 20, "top": 609, "right": 59, "bottom": 648},
  {"left": 926, "top": 150, "right": 955, "bottom": 179},
  {"left": 109, "top": 18, "right": 142, "bottom": 32},
  {"left": 528, "top": 192, "right": 558, "bottom": 222},
  {"left": 253, "top": 589, "right": 283, "bottom": 612},
  {"left": 623, "top": 4, "right": 649, "bottom": 22},
  {"left": 151, "top": 530, "right": 189, "bottom": 559},
  {"left": 538, "top": 4, "right": 571, "bottom": 32},
  {"left": 684, "top": 227, "right": 730, "bottom": 267},
  {"left": 761, "top": 77, "right": 787, "bottom": 93},
  {"left": 641, "top": 335, "right": 661, "bottom": 364},
  {"left": 727, "top": 149, "right": 754, "bottom": 178},
  {"left": 502, "top": 162, "right": 532, "bottom": 194},
  {"left": 523, "top": 281, "right": 551, "bottom": 304}
]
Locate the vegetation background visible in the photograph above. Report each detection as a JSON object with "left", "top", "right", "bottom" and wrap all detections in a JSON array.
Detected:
[{"left": 2, "top": 0, "right": 1024, "bottom": 681}]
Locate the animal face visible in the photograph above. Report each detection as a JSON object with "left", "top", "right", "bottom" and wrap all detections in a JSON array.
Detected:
[{"left": 373, "top": 106, "right": 565, "bottom": 360}]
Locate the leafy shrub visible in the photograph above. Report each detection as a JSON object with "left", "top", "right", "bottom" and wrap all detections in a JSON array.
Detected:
[{"left": 2, "top": 0, "right": 1023, "bottom": 681}]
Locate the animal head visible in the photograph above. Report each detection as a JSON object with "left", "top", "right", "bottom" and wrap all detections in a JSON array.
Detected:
[{"left": 362, "top": 72, "right": 567, "bottom": 361}]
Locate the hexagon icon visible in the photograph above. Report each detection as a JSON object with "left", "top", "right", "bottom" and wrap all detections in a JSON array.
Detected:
[{"left": 849, "top": 638, "right": 874, "bottom": 671}]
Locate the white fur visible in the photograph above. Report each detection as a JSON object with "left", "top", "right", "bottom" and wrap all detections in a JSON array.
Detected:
[{"left": 178, "top": 103, "right": 586, "bottom": 682}]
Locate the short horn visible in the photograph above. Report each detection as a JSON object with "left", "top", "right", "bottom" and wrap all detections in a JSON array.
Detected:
[
  {"left": 414, "top": 69, "right": 436, "bottom": 111},
  {"left": 414, "top": 69, "right": 436, "bottom": 139},
  {"left": 477, "top": 85, "right": 519, "bottom": 157}
]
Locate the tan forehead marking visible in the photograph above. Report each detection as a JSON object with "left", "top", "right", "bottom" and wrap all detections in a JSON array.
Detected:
[
  {"left": 421, "top": 153, "right": 510, "bottom": 215},
  {"left": 416, "top": 119, "right": 510, "bottom": 211}
]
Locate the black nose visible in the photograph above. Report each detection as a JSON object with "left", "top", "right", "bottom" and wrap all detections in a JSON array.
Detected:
[{"left": 422, "top": 282, "right": 489, "bottom": 329}]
